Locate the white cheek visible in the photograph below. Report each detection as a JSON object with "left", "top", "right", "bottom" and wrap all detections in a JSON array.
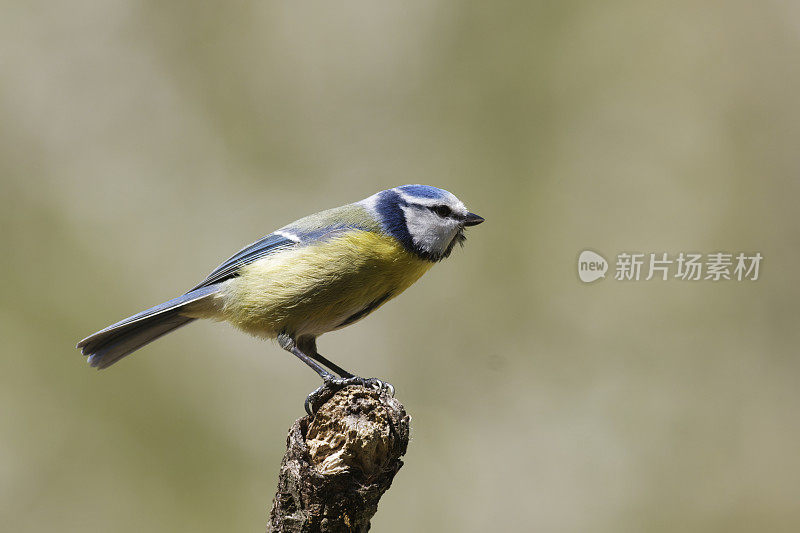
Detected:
[{"left": 402, "top": 207, "right": 459, "bottom": 254}]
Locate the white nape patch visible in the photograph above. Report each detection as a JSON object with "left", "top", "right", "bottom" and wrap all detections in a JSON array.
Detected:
[
  {"left": 401, "top": 205, "right": 462, "bottom": 256},
  {"left": 274, "top": 230, "right": 301, "bottom": 243},
  {"left": 357, "top": 193, "right": 381, "bottom": 216}
]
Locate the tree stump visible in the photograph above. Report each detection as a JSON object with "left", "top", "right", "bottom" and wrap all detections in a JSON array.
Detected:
[{"left": 267, "top": 385, "right": 410, "bottom": 533}]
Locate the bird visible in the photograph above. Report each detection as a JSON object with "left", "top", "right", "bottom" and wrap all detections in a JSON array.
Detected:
[{"left": 77, "top": 185, "right": 484, "bottom": 412}]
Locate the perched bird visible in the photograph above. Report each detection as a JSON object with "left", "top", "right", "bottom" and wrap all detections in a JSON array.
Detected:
[{"left": 77, "top": 185, "right": 483, "bottom": 411}]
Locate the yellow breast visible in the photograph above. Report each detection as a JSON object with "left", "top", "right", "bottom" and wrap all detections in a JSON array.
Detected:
[{"left": 214, "top": 230, "right": 434, "bottom": 339}]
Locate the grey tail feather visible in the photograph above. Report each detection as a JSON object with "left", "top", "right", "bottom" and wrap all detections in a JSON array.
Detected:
[{"left": 76, "top": 285, "right": 219, "bottom": 369}]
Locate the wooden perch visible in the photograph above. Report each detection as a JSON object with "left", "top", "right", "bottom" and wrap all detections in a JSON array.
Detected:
[{"left": 267, "top": 385, "right": 410, "bottom": 533}]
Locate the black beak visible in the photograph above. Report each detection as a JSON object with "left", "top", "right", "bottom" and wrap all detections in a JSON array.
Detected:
[{"left": 463, "top": 212, "right": 485, "bottom": 226}]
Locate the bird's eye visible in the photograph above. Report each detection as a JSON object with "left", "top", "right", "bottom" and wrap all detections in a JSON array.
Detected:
[{"left": 432, "top": 205, "right": 452, "bottom": 218}]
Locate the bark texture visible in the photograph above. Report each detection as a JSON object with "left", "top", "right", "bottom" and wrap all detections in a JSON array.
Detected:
[{"left": 267, "top": 386, "right": 410, "bottom": 533}]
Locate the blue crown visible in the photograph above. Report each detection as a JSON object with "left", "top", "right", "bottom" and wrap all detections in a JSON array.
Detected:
[{"left": 396, "top": 184, "right": 450, "bottom": 200}]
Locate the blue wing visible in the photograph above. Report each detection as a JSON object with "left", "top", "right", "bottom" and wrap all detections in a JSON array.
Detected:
[
  {"left": 189, "top": 203, "right": 377, "bottom": 291},
  {"left": 189, "top": 226, "right": 360, "bottom": 291},
  {"left": 190, "top": 233, "right": 296, "bottom": 290}
]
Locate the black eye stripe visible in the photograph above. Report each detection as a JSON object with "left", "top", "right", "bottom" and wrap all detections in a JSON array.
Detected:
[{"left": 430, "top": 205, "right": 452, "bottom": 217}]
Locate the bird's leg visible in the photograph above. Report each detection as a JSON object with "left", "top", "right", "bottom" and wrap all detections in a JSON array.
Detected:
[
  {"left": 278, "top": 333, "right": 334, "bottom": 380},
  {"left": 297, "top": 337, "right": 354, "bottom": 378},
  {"left": 279, "top": 334, "right": 346, "bottom": 414},
  {"left": 311, "top": 352, "right": 353, "bottom": 378},
  {"left": 281, "top": 334, "right": 395, "bottom": 415},
  {"left": 301, "top": 338, "right": 394, "bottom": 396}
]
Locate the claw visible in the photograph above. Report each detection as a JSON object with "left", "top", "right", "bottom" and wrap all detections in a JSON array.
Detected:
[
  {"left": 366, "top": 378, "right": 383, "bottom": 392},
  {"left": 304, "top": 395, "right": 313, "bottom": 416},
  {"left": 303, "top": 376, "right": 397, "bottom": 416},
  {"left": 304, "top": 383, "right": 327, "bottom": 416}
]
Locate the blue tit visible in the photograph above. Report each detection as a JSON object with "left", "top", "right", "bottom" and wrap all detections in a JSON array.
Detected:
[{"left": 77, "top": 185, "right": 483, "bottom": 407}]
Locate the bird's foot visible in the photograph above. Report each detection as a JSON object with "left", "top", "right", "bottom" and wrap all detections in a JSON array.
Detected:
[{"left": 304, "top": 376, "right": 395, "bottom": 416}]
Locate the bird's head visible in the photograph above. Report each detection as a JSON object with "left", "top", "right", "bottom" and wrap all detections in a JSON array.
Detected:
[{"left": 362, "top": 185, "right": 484, "bottom": 261}]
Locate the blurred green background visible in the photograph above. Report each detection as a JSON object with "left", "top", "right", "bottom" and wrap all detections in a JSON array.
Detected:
[{"left": 2, "top": 1, "right": 799, "bottom": 532}]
